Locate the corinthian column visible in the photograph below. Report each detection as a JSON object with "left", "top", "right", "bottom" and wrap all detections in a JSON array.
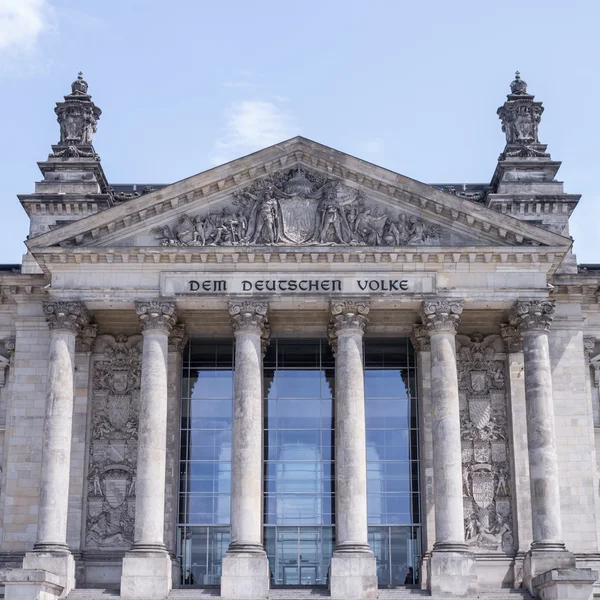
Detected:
[
  {"left": 121, "top": 301, "right": 177, "bottom": 600},
  {"left": 328, "top": 300, "right": 377, "bottom": 600},
  {"left": 509, "top": 300, "right": 577, "bottom": 592},
  {"left": 20, "top": 301, "right": 90, "bottom": 597},
  {"left": 221, "top": 301, "right": 270, "bottom": 600},
  {"left": 420, "top": 299, "right": 477, "bottom": 598}
]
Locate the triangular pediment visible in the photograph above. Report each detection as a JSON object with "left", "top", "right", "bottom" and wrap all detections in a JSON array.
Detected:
[{"left": 27, "top": 137, "right": 571, "bottom": 254}]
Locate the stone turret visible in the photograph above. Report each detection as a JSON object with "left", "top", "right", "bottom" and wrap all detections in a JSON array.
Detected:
[
  {"left": 18, "top": 74, "right": 111, "bottom": 274},
  {"left": 486, "top": 72, "right": 580, "bottom": 273}
]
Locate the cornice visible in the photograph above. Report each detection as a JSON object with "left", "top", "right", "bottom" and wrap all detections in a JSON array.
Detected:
[
  {"left": 29, "top": 244, "right": 567, "bottom": 276},
  {"left": 26, "top": 137, "right": 572, "bottom": 252}
]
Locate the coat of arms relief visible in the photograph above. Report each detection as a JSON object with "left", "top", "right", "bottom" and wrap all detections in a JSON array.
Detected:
[
  {"left": 457, "top": 333, "right": 514, "bottom": 553},
  {"left": 85, "top": 334, "right": 142, "bottom": 549},
  {"left": 151, "top": 168, "right": 441, "bottom": 248}
]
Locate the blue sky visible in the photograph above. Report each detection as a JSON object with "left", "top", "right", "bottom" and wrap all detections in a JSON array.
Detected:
[{"left": 0, "top": 0, "right": 598, "bottom": 263}]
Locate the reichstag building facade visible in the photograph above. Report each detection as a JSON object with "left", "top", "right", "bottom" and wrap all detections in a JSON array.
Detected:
[{"left": 1, "top": 73, "right": 600, "bottom": 600}]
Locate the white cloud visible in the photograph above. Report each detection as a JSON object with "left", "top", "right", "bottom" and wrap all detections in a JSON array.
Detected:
[
  {"left": 0, "top": 0, "right": 54, "bottom": 56},
  {"left": 210, "top": 99, "right": 297, "bottom": 165}
]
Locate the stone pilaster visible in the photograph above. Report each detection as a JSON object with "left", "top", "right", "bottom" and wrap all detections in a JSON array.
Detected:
[
  {"left": 420, "top": 299, "right": 477, "bottom": 598},
  {"left": 120, "top": 301, "right": 177, "bottom": 600},
  {"left": 328, "top": 300, "right": 377, "bottom": 600},
  {"left": 20, "top": 301, "right": 90, "bottom": 598},
  {"left": 509, "top": 300, "right": 579, "bottom": 595},
  {"left": 221, "top": 301, "right": 270, "bottom": 600}
]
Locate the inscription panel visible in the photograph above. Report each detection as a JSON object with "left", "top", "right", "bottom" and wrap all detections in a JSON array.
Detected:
[{"left": 161, "top": 272, "right": 437, "bottom": 297}]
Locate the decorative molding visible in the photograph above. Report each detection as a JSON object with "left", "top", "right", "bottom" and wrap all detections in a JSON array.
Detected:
[
  {"left": 500, "top": 323, "right": 522, "bottom": 354},
  {"left": 410, "top": 324, "right": 431, "bottom": 352},
  {"left": 86, "top": 334, "right": 142, "bottom": 549},
  {"left": 509, "top": 299, "right": 555, "bottom": 334},
  {"left": 43, "top": 300, "right": 90, "bottom": 333},
  {"left": 457, "top": 333, "right": 514, "bottom": 553},
  {"left": 149, "top": 168, "right": 441, "bottom": 248},
  {"left": 590, "top": 354, "right": 600, "bottom": 388},
  {"left": 419, "top": 299, "right": 464, "bottom": 334},
  {"left": 168, "top": 323, "right": 188, "bottom": 353},
  {"left": 0, "top": 339, "right": 14, "bottom": 388},
  {"left": 136, "top": 301, "right": 177, "bottom": 334},
  {"left": 583, "top": 337, "right": 596, "bottom": 361},
  {"left": 77, "top": 324, "right": 98, "bottom": 353}
]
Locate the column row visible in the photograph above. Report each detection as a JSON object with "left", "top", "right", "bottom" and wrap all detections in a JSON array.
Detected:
[{"left": 27, "top": 297, "right": 571, "bottom": 600}]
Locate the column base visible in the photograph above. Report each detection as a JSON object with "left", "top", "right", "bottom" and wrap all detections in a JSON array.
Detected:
[
  {"left": 1, "top": 569, "right": 64, "bottom": 600},
  {"left": 329, "top": 550, "right": 378, "bottom": 600},
  {"left": 220, "top": 549, "right": 269, "bottom": 600},
  {"left": 523, "top": 547, "right": 576, "bottom": 596},
  {"left": 532, "top": 568, "right": 598, "bottom": 599},
  {"left": 428, "top": 547, "right": 478, "bottom": 598},
  {"left": 17, "top": 550, "right": 75, "bottom": 598},
  {"left": 120, "top": 551, "right": 172, "bottom": 600}
]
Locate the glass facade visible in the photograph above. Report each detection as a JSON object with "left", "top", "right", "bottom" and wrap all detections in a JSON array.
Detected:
[
  {"left": 263, "top": 340, "right": 335, "bottom": 585},
  {"left": 177, "top": 338, "right": 420, "bottom": 587}
]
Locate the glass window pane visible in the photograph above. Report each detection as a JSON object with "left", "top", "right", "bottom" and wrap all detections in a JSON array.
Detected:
[{"left": 189, "top": 370, "right": 233, "bottom": 399}]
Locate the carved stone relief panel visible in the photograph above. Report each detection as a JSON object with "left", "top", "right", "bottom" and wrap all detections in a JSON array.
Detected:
[
  {"left": 149, "top": 168, "right": 445, "bottom": 248},
  {"left": 85, "top": 334, "right": 142, "bottom": 550},
  {"left": 457, "top": 333, "right": 514, "bottom": 553}
]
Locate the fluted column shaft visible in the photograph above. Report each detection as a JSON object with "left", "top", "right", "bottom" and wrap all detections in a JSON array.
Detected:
[
  {"left": 420, "top": 299, "right": 466, "bottom": 550},
  {"left": 510, "top": 300, "right": 564, "bottom": 550},
  {"left": 228, "top": 301, "right": 269, "bottom": 552},
  {"left": 35, "top": 301, "right": 91, "bottom": 551},
  {"left": 329, "top": 300, "right": 371, "bottom": 552},
  {"left": 132, "top": 301, "right": 177, "bottom": 551}
]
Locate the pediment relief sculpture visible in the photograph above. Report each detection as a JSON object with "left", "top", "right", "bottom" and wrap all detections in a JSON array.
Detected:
[{"left": 150, "top": 168, "right": 441, "bottom": 248}]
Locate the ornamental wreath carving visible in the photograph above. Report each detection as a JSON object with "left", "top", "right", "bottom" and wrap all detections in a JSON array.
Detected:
[
  {"left": 85, "top": 334, "right": 142, "bottom": 550},
  {"left": 151, "top": 168, "right": 440, "bottom": 248},
  {"left": 456, "top": 333, "right": 514, "bottom": 553}
]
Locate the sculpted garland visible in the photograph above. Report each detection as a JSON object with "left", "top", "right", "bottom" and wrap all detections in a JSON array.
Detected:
[
  {"left": 151, "top": 168, "right": 440, "bottom": 247},
  {"left": 85, "top": 334, "right": 142, "bottom": 550},
  {"left": 456, "top": 333, "right": 514, "bottom": 553}
]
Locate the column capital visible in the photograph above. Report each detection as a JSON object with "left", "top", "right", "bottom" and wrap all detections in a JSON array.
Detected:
[
  {"left": 43, "top": 300, "right": 90, "bottom": 333},
  {"left": 168, "top": 323, "right": 188, "bottom": 353},
  {"left": 419, "top": 299, "right": 463, "bottom": 334},
  {"left": 229, "top": 300, "right": 269, "bottom": 336},
  {"left": 411, "top": 324, "right": 431, "bottom": 352},
  {"left": 136, "top": 301, "right": 177, "bottom": 334},
  {"left": 509, "top": 299, "right": 555, "bottom": 334},
  {"left": 500, "top": 323, "right": 522, "bottom": 353},
  {"left": 328, "top": 300, "right": 369, "bottom": 355}
]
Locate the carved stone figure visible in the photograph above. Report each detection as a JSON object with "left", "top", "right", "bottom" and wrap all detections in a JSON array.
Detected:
[
  {"left": 149, "top": 168, "right": 441, "bottom": 248},
  {"left": 85, "top": 334, "right": 142, "bottom": 550},
  {"left": 457, "top": 332, "right": 514, "bottom": 553}
]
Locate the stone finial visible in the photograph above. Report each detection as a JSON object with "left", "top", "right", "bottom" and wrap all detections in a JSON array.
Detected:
[
  {"left": 168, "top": 323, "right": 188, "bottom": 353},
  {"left": 497, "top": 71, "right": 544, "bottom": 150},
  {"left": 509, "top": 299, "right": 555, "bottom": 333},
  {"left": 43, "top": 300, "right": 91, "bottom": 333},
  {"left": 76, "top": 324, "right": 98, "bottom": 353},
  {"left": 500, "top": 323, "right": 522, "bottom": 353},
  {"left": 510, "top": 71, "right": 528, "bottom": 95},
  {"left": 54, "top": 72, "right": 102, "bottom": 148},
  {"left": 584, "top": 337, "right": 596, "bottom": 361},
  {"left": 411, "top": 324, "right": 431, "bottom": 352},
  {"left": 419, "top": 299, "right": 463, "bottom": 334},
  {"left": 229, "top": 301, "right": 269, "bottom": 335},
  {"left": 136, "top": 301, "right": 177, "bottom": 334}
]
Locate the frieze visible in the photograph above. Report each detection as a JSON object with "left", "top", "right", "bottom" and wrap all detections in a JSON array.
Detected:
[
  {"left": 150, "top": 168, "right": 440, "bottom": 248},
  {"left": 457, "top": 333, "right": 514, "bottom": 553},
  {"left": 85, "top": 334, "right": 142, "bottom": 550}
]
